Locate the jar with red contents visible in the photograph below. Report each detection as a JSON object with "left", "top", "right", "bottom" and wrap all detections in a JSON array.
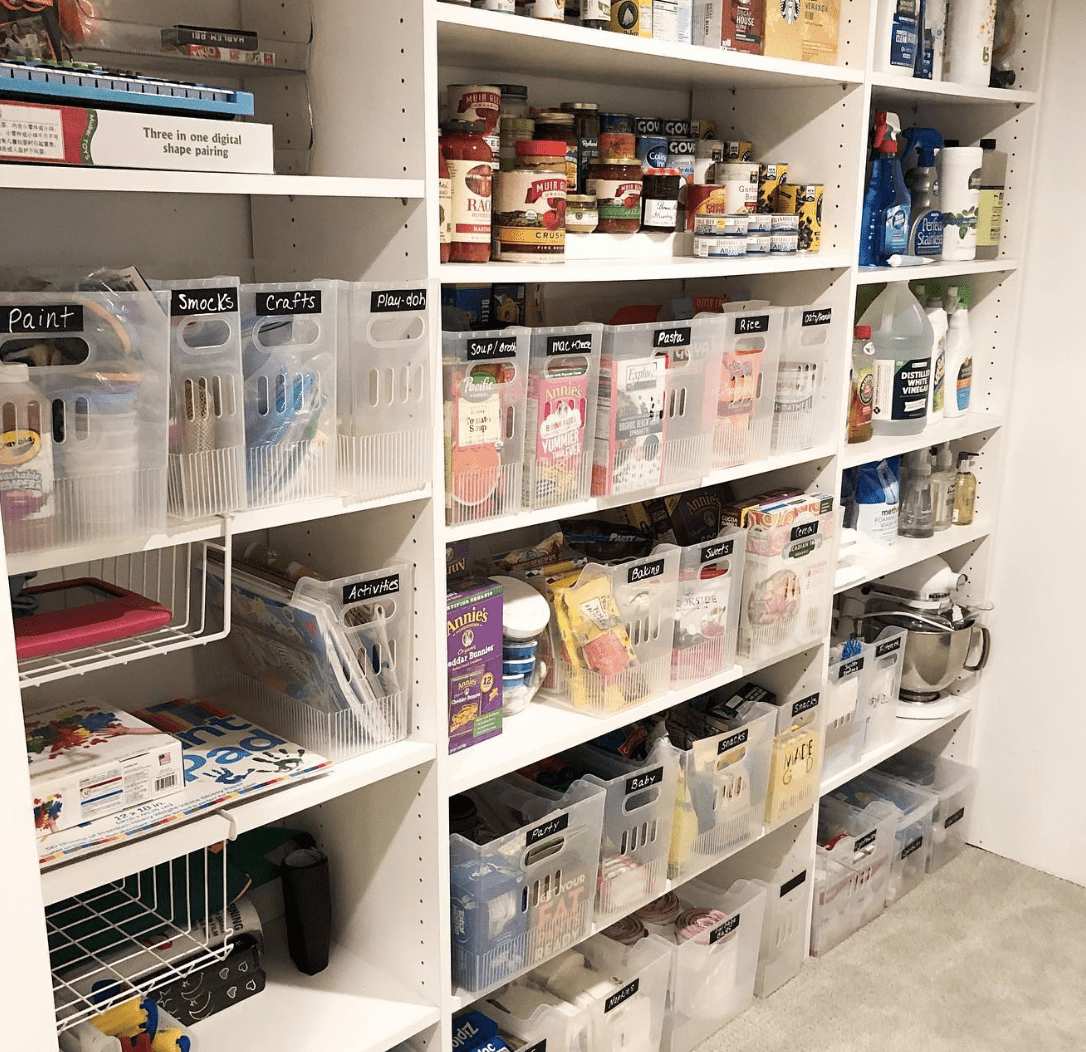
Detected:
[
  {"left": 587, "top": 156, "right": 643, "bottom": 233},
  {"left": 439, "top": 145, "right": 452, "bottom": 264},
  {"left": 441, "top": 120, "right": 493, "bottom": 263}
]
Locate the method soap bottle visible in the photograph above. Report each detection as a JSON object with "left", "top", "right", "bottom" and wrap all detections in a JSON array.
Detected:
[
  {"left": 932, "top": 442, "right": 957, "bottom": 531},
  {"left": 953, "top": 452, "right": 978, "bottom": 525},
  {"left": 898, "top": 449, "right": 935, "bottom": 538},
  {"left": 944, "top": 285, "right": 974, "bottom": 417}
]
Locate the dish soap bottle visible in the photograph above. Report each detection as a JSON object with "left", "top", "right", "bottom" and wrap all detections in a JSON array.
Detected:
[
  {"left": 943, "top": 284, "right": 974, "bottom": 417},
  {"left": 848, "top": 324, "right": 875, "bottom": 443},
  {"left": 920, "top": 282, "right": 948, "bottom": 423},
  {"left": 976, "top": 139, "right": 1007, "bottom": 259},
  {"left": 898, "top": 449, "right": 935, "bottom": 538},
  {"left": 952, "top": 452, "right": 978, "bottom": 525},
  {"left": 859, "top": 111, "right": 911, "bottom": 268},
  {"left": 932, "top": 442, "right": 957, "bottom": 531},
  {"left": 902, "top": 128, "right": 944, "bottom": 257}
]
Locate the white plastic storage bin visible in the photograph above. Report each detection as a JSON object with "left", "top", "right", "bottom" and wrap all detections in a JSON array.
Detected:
[
  {"left": 671, "top": 529, "right": 746, "bottom": 686},
  {"left": 811, "top": 795, "right": 899, "bottom": 957},
  {"left": 240, "top": 281, "right": 337, "bottom": 508},
  {"left": 524, "top": 325, "right": 602, "bottom": 511},
  {"left": 658, "top": 878, "right": 767, "bottom": 1052},
  {"left": 712, "top": 307, "right": 783, "bottom": 470},
  {"left": 765, "top": 690, "right": 824, "bottom": 827},
  {"left": 878, "top": 750, "right": 977, "bottom": 872},
  {"left": 668, "top": 702, "right": 776, "bottom": 881},
  {"left": 0, "top": 290, "right": 169, "bottom": 555},
  {"left": 859, "top": 627, "right": 907, "bottom": 753},
  {"left": 338, "top": 282, "right": 431, "bottom": 501},
  {"left": 822, "top": 646, "right": 870, "bottom": 781},
  {"left": 443, "top": 327, "right": 530, "bottom": 527},
  {"left": 450, "top": 774, "right": 606, "bottom": 994},
  {"left": 771, "top": 304, "right": 835, "bottom": 456},
  {"left": 592, "top": 318, "right": 723, "bottom": 498},
  {"left": 755, "top": 865, "right": 812, "bottom": 997},
  {"left": 543, "top": 547, "right": 680, "bottom": 717},
  {"left": 160, "top": 279, "right": 247, "bottom": 520}
]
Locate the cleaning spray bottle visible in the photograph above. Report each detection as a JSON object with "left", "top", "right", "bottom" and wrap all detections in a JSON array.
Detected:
[
  {"left": 919, "top": 281, "right": 948, "bottom": 422},
  {"left": 943, "top": 284, "right": 974, "bottom": 417},
  {"left": 902, "top": 128, "right": 944, "bottom": 257},
  {"left": 859, "top": 112, "right": 911, "bottom": 268}
]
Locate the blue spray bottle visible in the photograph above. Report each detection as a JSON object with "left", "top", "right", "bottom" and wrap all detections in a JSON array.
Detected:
[
  {"left": 902, "top": 127, "right": 944, "bottom": 257},
  {"left": 859, "top": 111, "right": 912, "bottom": 268}
]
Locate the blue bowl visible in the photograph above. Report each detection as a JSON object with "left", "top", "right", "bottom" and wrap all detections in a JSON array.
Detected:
[
  {"left": 503, "top": 657, "right": 535, "bottom": 678},
  {"left": 503, "top": 639, "right": 539, "bottom": 661}
]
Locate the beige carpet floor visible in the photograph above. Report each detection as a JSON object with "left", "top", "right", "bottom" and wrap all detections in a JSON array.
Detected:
[{"left": 699, "top": 847, "right": 1086, "bottom": 1052}]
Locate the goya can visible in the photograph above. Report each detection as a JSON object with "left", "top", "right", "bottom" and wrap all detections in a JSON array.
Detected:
[
  {"left": 777, "top": 183, "right": 823, "bottom": 252},
  {"left": 637, "top": 135, "right": 670, "bottom": 171},
  {"left": 599, "top": 112, "right": 635, "bottom": 135}
]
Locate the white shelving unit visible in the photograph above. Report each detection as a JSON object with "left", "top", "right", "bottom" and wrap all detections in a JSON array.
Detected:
[{"left": 0, "top": 2, "right": 1056, "bottom": 1050}]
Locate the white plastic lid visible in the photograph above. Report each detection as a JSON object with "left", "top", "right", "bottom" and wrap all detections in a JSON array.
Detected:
[{"left": 0, "top": 362, "right": 30, "bottom": 382}]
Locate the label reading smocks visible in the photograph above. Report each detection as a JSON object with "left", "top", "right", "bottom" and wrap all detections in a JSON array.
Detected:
[
  {"left": 944, "top": 806, "right": 966, "bottom": 830},
  {"left": 526, "top": 812, "right": 570, "bottom": 846},
  {"left": 873, "top": 357, "right": 931, "bottom": 421},
  {"left": 0, "top": 303, "right": 82, "bottom": 333},
  {"left": 653, "top": 326, "right": 691, "bottom": 349},
  {"left": 855, "top": 829, "right": 878, "bottom": 851},
  {"left": 709, "top": 914, "right": 740, "bottom": 944},
  {"left": 901, "top": 836, "right": 924, "bottom": 860},
  {"left": 876, "top": 636, "right": 903, "bottom": 658},
  {"left": 547, "top": 333, "right": 594, "bottom": 356},
  {"left": 625, "top": 766, "right": 664, "bottom": 795},
  {"left": 792, "top": 693, "right": 820, "bottom": 717},
  {"left": 256, "top": 289, "right": 322, "bottom": 315},
  {"left": 342, "top": 574, "right": 400, "bottom": 605},
  {"left": 838, "top": 656, "right": 864, "bottom": 678},
  {"left": 604, "top": 979, "right": 640, "bottom": 1013},
  {"left": 718, "top": 728, "right": 749, "bottom": 754},
  {"left": 628, "top": 558, "right": 665, "bottom": 583},
  {"left": 371, "top": 288, "right": 427, "bottom": 313},
  {"left": 802, "top": 308, "right": 832, "bottom": 327},
  {"left": 781, "top": 870, "right": 807, "bottom": 896},
  {"left": 171, "top": 287, "right": 238, "bottom": 316},
  {"left": 702, "top": 539, "right": 734, "bottom": 563},
  {"left": 735, "top": 314, "right": 770, "bottom": 335}
]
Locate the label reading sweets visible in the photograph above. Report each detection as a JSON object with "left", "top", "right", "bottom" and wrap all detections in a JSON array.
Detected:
[
  {"left": 702, "top": 539, "right": 734, "bottom": 563},
  {"left": 342, "top": 574, "right": 400, "bottom": 605},
  {"left": 371, "top": 288, "right": 427, "bottom": 313},
  {"left": 526, "top": 812, "right": 569, "bottom": 846},
  {"left": 625, "top": 767, "right": 664, "bottom": 795},
  {"left": 256, "top": 289, "right": 322, "bottom": 316},
  {"left": 171, "top": 287, "right": 239, "bottom": 316},
  {"left": 604, "top": 979, "right": 640, "bottom": 1013},
  {"left": 0, "top": 304, "right": 82, "bottom": 334},
  {"left": 628, "top": 558, "right": 665, "bottom": 584}
]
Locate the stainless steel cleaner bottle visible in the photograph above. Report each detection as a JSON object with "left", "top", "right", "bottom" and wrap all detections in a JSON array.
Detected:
[{"left": 903, "top": 127, "right": 945, "bottom": 257}]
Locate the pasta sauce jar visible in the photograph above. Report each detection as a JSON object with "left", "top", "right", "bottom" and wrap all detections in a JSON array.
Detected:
[
  {"left": 588, "top": 156, "right": 642, "bottom": 233},
  {"left": 441, "top": 120, "right": 493, "bottom": 263}
]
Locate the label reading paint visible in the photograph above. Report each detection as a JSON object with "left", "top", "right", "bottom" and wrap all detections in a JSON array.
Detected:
[
  {"left": 718, "top": 729, "right": 749, "bottom": 754},
  {"left": 944, "top": 806, "right": 966, "bottom": 830},
  {"left": 256, "top": 289, "right": 322, "bottom": 315},
  {"left": 605, "top": 979, "right": 640, "bottom": 1012},
  {"left": 0, "top": 304, "right": 82, "bottom": 333},
  {"left": 628, "top": 558, "right": 665, "bottom": 583},
  {"left": 709, "top": 914, "right": 741, "bottom": 944},
  {"left": 526, "top": 812, "right": 569, "bottom": 846},
  {"left": 901, "top": 836, "right": 924, "bottom": 860},
  {"left": 625, "top": 766, "right": 664, "bottom": 795},
  {"left": 342, "top": 574, "right": 400, "bottom": 604},
  {"left": 873, "top": 357, "right": 931, "bottom": 422},
  {"left": 371, "top": 288, "right": 427, "bottom": 313},
  {"left": 781, "top": 870, "right": 808, "bottom": 896}
]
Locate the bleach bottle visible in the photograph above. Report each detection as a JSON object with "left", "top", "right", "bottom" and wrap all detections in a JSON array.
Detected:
[
  {"left": 859, "top": 112, "right": 911, "bottom": 268},
  {"left": 902, "top": 127, "right": 944, "bottom": 257}
]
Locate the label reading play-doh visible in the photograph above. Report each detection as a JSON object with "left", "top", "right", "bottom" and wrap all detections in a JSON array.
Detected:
[{"left": 873, "top": 357, "right": 931, "bottom": 421}]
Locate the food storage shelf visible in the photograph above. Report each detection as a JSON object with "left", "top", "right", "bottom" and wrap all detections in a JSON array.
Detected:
[
  {"left": 855, "top": 259, "right": 1020, "bottom": 286},
  {"left": 868, "top": 72, "right": 1038, "bottom": 106},
  {"left": 840, "top": 412, "right": 1004, "bottom": 467}
]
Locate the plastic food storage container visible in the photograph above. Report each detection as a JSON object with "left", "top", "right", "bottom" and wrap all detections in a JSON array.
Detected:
[
  {"left": 339, "top": 282, "right": 432, "bottom": 502},
  {"left": 765, "top": 690, "right": 824, "bottom": 827},
  {"left": 771, "top": 304, "right": 835, "bottom": 456},
  {"left": 822, "top": 646, "right": 870, "bottom": 781},
  {"left": 592, "top": 318, "right": 724, "bottom": 498},
  {"left": 671, "top": 528, "right": 746, "bottom": 685},
  {"left": 668, "top": 701, "right": 776, "bottom": 881},
  {"left": 450, "top": 774, "right": 606, "bottom": 993},
  {"left": 240, "top": 281, "right": 337, "bottom": 508},
  {"left": 524, "top": 325, "right": 602, "bottom": 510},
  {"left": 859, "top": 627, "right": 907, "bottom": 753},
  {"left": 442, "top": 327, "right": 530, "bottom": 526},
  {"left": 0, "top": 290, "right": 169, "bottom": 556}
]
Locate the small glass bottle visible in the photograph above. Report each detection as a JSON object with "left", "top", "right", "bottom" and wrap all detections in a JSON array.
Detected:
[
  {"left": 932, "top": 443, "right": 956, "bottom": 531},
  {"left": 953, "top": 452, "right": 978, "bottom": 525},
  {"left": 847, "top": 324, "right": 874, "bottom": 443},
  {"left": 898, "top": 450, "right": 935, "bottom": 538}
]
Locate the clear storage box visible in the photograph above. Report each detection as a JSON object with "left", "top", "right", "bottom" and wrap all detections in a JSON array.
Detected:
[
  {"left": 443, "top": 328, "right": 530, "bottom": 527},
  {"left": 671, "top": 529, "right": 746, "bottom": 685},
  {"left": 240, "top": 281, "right": 336, "bottom": 508},
  {"left": 822, "top": 647, "right": 869, "bottom": 781},
  {"left": 524, "top": 325, "right": 602, "bottom": 511},
  {"left": 859, "top": 627, "right": 907, "bottom": 753},
  {"left": 450, "top": 774, "right": 606, "bottom": 993},
  {"left": 339, "top": 282, "right": 432, "bottom": 502},
  {"left": 0, "top": 290, "right": 169, "bottom": 555},
  {"left": 770, "top": 304, "right": 835, "bottom": 456},
  {"left": 765, "top": 690, "right": 824, "bottom": 827}
]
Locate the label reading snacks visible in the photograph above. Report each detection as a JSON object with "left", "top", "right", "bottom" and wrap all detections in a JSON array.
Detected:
[
  {"left": 371, "top": 288, "right": 427, "bottom": 313},
  {"left": 792, "top": 693, "right": 820, "bottom": 717},
  {"left": 604, "top": 979, "right": 640, "bottom": 1013},
  {"left": 526, "top": 812, "right": 569, "bottom": 846},
  {"left": 467, "top": 336, "right": 518, "bottom": 360},
  {"left": 780, "top": 870, "right": 807, "bottom": 897},
  {"left": 901, "top": 836, "right": 924, "bottom": 860},
  {"left": 256, "top": 289, "right": 322, "bottom": 315},
  {"left": 944, "top": 807, "right": 966, "bottom": 830},
  {"left": 628, "top": 559, "right": 665, "bottom": 584},
  {"left": 342, "top": 574, "right": 400, "bottom": 605},
  {"left": 718, "top": 729, "right": 749, "bottom": 754},
  {"left": 709, "top": 914, "right": 741, "bottom": 944},
  {"left": 0, "top": 304, "right": 83, "bottom": 333},
  {"left": 547, "top": 332, "right": 594, "bottom": 356},
  {"left": 171, "top": 287, "right": 238, "bottom": 316},
  {"left": 625, "top": 767, "right": 664, "bottom": 795}
]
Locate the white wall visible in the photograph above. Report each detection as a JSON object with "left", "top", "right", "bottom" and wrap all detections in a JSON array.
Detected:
[{"left": 972, "top": 0, "right": 1086, "bottom": 885}]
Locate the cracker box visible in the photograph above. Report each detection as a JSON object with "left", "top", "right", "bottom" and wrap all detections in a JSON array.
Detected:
[
  {"left": 448, "top": 577, "right": 504, "bottom": 753},
  {"left": 25, "top": 701, "right": 184, "bottom": 837},
  {"left": 802, "top": 0, "right": 839, "bottom": 64},
  {"left": 764, "top": 0, "right": 803, "bottom": 60}
]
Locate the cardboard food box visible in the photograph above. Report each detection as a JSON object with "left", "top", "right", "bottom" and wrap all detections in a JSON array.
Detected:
[
  {"left": 724, "top": 0, "right": 765, "bottom": 53},
  {"left": 448, "top": 577, "right": 504, "bottom": 753},
  {"left": 802, "top": 0, "right": 840, "bottom": 64},
  {"left": 764, "top": 0, "right": 803, "bottom": 61},
  {"left": 26, "top": 701, "right": 184, "bottom": 837}
]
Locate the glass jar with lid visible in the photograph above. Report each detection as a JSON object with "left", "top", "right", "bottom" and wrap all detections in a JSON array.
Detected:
[
  {"left": 560, "top": 101, "right": 600, "bottom": 194},
  {"left": 441, "top": 120, "right": 493, "bottom": 263},
  {"left": 566, "top": 195, "right": 599, "bottom": 234},
  {"left": 533, "top": 111, "right": 577, "bottom": 191},
  {"left": 587, "top": 157, "right": 642, "bottom": 233}
]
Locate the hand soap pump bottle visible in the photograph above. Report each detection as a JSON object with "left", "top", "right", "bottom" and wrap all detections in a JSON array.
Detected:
[
  {"left": 902, "top": 128, "right": 945, "bottom": 257},
  {"left": 899, "top": 448, "right": 935, "bottom": 538},
  {"left": 932, "top": 442, "right": 956, "bottom": 531},
  {"left": 953, "top": 452, "right": 979, "bottom": 525},
  {"left": 920, "top": 281, "right": 948, "bottom": 423},
  {"left": 860, "top": 111, "right": 911, "bottom": 268},
  {"left": 943, "top": 284, "right": 974, "bottom": 417}
]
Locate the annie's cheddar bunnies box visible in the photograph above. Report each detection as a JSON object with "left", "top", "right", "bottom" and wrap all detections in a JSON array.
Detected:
[{"left": 448, "top": 576, "right": 503, "bottom": 753}]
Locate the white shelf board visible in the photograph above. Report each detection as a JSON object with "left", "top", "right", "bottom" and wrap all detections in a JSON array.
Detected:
[
  {"left": 856, "top": 258, "right": 1020, "bottom": 285},
  {"left": 820, "top": 693, "right": 974, "bottom": 795},
  {"left": 869, "top": 73, "right": 1038, "bottom": 106},
  {"left": 439, "top": 251, "right": 853, "bottom": 284},
  {"left": 834, "top": 521, "right": 990, "bottom": 594},
  {"left": 841, "top": 414, "right": 1004, "bottom": 469},
  {"left": 437, "top": 7, "right": 864, "bottom": 91},
  {"left": 0, "top": 166, "right": 425, "bottom": 198},
  {"left": 193, "top": 923, "right": 441, "bottom": 1052}
]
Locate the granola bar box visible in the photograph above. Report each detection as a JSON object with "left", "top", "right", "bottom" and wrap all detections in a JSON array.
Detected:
[{"left": 448, "top": 576, "right": 504, "bottom": 753}]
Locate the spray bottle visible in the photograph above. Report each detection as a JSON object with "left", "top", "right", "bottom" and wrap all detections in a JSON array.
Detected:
[
  {"left": 902, "top": 128, "right": 944, "bottom": 257},
  {"left": 860, "top": 112, "right": 911, "bottom": 268},
  {"left": 943, "top": 285, "right": 974, "bottom": 417},
  {"left": 918, "top": 281, "right": 948, "bottom": 422}
]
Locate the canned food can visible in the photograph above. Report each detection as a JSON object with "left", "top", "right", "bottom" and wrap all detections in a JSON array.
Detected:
[
  {"left": 746, "top": 233, "right": 772, "bottom": 254},
  {"left": 495, "top": 169, "right": 567, "bottom": 262},
  {"left": 747, "top": 212, "right": 772, "bottom": 234},
  {"left": 723, "top": 140, "right": 754, "bottom": 162},
  {"left": 758, "top": 163, "right": 789, "bottom": 213},
  {"left": 685, "top": 184, "right": 729, "bottom": 230},
  {"left": 692, "top": 213, "right": 749, "bottom": 236},
  {"left": 770, "top": 213, "right": 800, "bottom": 232},
  {"left": 777, "top": 183, "right": 823, "bottom": 251},
  {"left": 770, "top": 231, "right": 800, "bottom": 253},
  {"left": 662, "top": 118, "right": 692, "bottom": 137},
  {"left": 713, "top": 162, "right": 759, "bottom": 214},
  {"left": 599, "top": 131, "right": 637, "bottom": 160},
  {"left": 637, "top": 135, "right": 670, "bottom": 171},
  {"left": 691, "top": 120, "right": 718, "bottom": 140},
  {"left": 599, "top": 112, "right": 635, "bottom": 135},
  {"left": 692, "top": 235, "right": 748, "bottom": 258},
  {"left": 448, "top": 85, "right": 502, "bottom": 136},
  {"left": 633, "top": 116, "right": 664, "bottom": 136}
]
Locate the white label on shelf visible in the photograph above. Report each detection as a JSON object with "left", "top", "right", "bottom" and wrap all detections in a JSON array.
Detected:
[
  {"left": 342, "top": 574, "right": 400, "bottom": 604},
  {"left": 0, "top": 102, "right": 64, "bottom": 160},
  {"left": 628, "top": 558, "right": 665, "bottom": 583},
  {"left": 944, "top": 807, "right": 966, "bottom": 829},
  {"left": 371, "top": 288, "right": 428, "bottom": 313}
]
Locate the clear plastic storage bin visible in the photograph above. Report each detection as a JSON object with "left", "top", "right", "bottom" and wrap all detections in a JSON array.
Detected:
[
  {"left": 668, "top": 702, "right": 776, "bottom": 881},
  {"left": 822, "top": 647, "right": 869, "bottom": 781},
  {"left": 339, "top": 282, "right": 431, "bottom": 502},
  {"left": 443, "top": 328, "right": 530, "bottom": 527},
  {"left": 878, "top": 750, "right": 977, "bottom": 872},
  {"left": 671, "top": 529, "right": 746, "bottom": 685},
  {"left": 592, "top": 319, "right": 723, "bottom": 498},
  {"left": 524, "top": 325, "right": 602, "bottom": 511},
  {"left": 811, "top": 795, "right": 900, "bottom": 956},
  {"left": 754, "top": 864, "right": 812, "bottom": 997},
  {"left": 713, "top": 307, "right": 783, "bottom": 470},
  {"left": 450, "top": 775, "right": 606, "bottom": 993},
  {"left": 240, "top": 281, "right": 336, "bottom": 508},
  {"left": 860, "top": 628, "right": 907, "bottom": 753},
  {"left": 770, "top": 304, "right": 835, "bottom": 456},
  {"left": 0, "top": 290, "right": 169, "bottom": 555},
  {"left": 765, "top": 690, "right": 824, "bottom": 827},
  {"left": 543, "top": 547, "right": 680, "bottom": 717}
]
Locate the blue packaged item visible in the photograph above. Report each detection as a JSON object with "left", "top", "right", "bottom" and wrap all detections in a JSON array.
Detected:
[
  {"left": 637, "top": 135, "right": 669, "bottom": 171},
  {"left": 853, "top": 457, "right": 900, "bottom": 547},
  {"left": 503, "top": 640, "right": 538, "bottom": 661},
  {"left": 450, "top": 855, "right": 529, "bottom": 991},
  {"left": 452, "top": 1011, "right": 512, "bottom": 1052},
  {"left": 502, "top": 657, "right": 535, "bottom": 678}
]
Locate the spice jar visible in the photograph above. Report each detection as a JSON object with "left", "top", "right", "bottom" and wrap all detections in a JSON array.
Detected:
[
  {"left": 494, "top": 140, "right": 567, "bottom": 262},
  {"left": 641, "top": 168, "right": 682, "bottom": 231},
  {"left": 498, "top": 84, "right": 529, "bottom": 121},
  {"left": 533, "top": 111, "right": 578, "bottom": 191},
  {"left": 566, "top": 195, "right": 599, "bottom": 233},
  {"left": 588, "top": 156, "right": 642, "bottom": 233},
  {"left": 561, "top": 101, "right": 600, "bottom": 193},
  {"left": 578, "top": 0, "right": 609, "bottom": 28},
  {"left": 439, "top": 145, "right": 452, "bottom": 264},
  {"left": 441, "top": 120, "right": 493, "bottom": 263}
]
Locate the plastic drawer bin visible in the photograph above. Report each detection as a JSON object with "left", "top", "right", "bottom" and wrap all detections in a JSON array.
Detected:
[
  {"left": 822, "top": 647, "right": 870, "bottom": 781},
  {"left": 859, "top": 628, "right": 907, "bottom": 753},
  {"left": 877, "top": 750, "right": 977, "bottom": 872},
  {"left": 833, "top": 771, "right": 937, "bottom": 905},
  {"left": 443, "top": 328, "right": 530, "bottom": 527},
  {"left": 450, "top": 775, "right": 606, "bottom": 994},
  {"left": 669, "top": 702, "right": 776, "bottom": 882},
  {"left": 543, "top": 547, "right": 680, "bottom": 717},
  {"left": 656, "top": 878, "right": 767, "bottom": 1052},
  {"left": 770, "top": 304, "right": 835, "bottom": 456},
  {"left": 712, "top": 307, "right": 783, "bottom": 470},
  {"left": 754, "top": 864, "right": 812, "bottom": 997},
  {"left": 524, "top": 325, "right": 602, "bottom": 511},
  {"left": 0, "top": 290, "right": 169, "bottom": 556},
  {"left": 338, "top": 282, "right": 431, "bottom": 502},
  {"left": 592, "top": 318, "right": 723, "bottom": 498},
  {"left": 671, "top": 529, "right": 746, "bottom": 686},
  {"left": 765, "top": 690, "right": 824, "bottom": 827},
  {"left": 811, "top": 795, "right": 900, "bottom": 957},
  {"left": 240, "top": 281, "right": 336, "bottom": 509}
]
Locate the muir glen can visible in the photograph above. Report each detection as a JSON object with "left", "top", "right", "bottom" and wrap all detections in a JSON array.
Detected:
[{"left": 495, "top": 140, "right": 568, "bottom": 262}]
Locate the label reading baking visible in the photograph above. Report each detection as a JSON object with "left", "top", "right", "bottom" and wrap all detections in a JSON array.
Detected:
[
  {"left": 781, "top": 870, "right": 808, "bottom": 897},
  {"left": 0, "top": 304, "right": 82, "bottom": 334},
  {"left": 876, "top": 637, "right": 903, "bottom": 658},
  {"left": 546, "top": 333, "right": 594, "bottom": 356},
  {"left": 873, "top": 357, "right": 931, "bottom": 422},
  {"left": 709, "top": 914, "right": 741, "bottom": 944},
  {"left": 652, "top": 326, "right": 691, "bottom": 349},
  {"left": 901, "top": 836, "right": 924, "bottom": 860},
  {"left": 342, "top": 574, "right": 400, "bottom": 605},
  {"left": 792, "top": 693, "right": 820, "bottom": 717},
  {"left": 701, "top": 539, "right": 734, "bottom": 563},
  {"left": 171, "top": 287, "right": 239, "bottom": 316},
  {"left": 718, "top": 728, "right": 749, "bottom": 754},
  {"left": 628, "top": 558, "right": 665, "bottom": 583},
  {"left": 838, "top": 657, "right": 864, "bottom": 678},
  {"left": 735, "top": 314, "right": 770, "bottom": 335},
  {"left": 466, "top": 336, "right": 518, "bottom": 360},
  {"left": 625, "top": 766, "right": 664, "bottom": 795},
  {"left": 855, "top": 830, "right": 878, "bottom": 851},
  {"left": 256, "top": 289, "right": 322, "bottom": 316},
  {"left": 526, "top": 812, "right": 569, "bottom": 846},
  {"left": 370, "top": 288, "right": 427, "bottom": 313},
  {"left": 802, "top": 308, "right": 832, "bottom": 327},
  {"left": 604, "top": 979, "right": 640, "bottom": 1013},
  {"left": 944, "top": 807, "right": 966, "bottom": 830}
]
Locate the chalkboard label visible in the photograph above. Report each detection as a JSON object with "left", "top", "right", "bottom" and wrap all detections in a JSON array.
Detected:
[
  {"left": 342, "top": 574, "right": 400, "bottom": 605},
  {"left": 792, "top": 693, "right": 820, "bottom": 717},
  {"left": 718, "top": 729, "right": 749, "bottom": 754},
  {"left": 791, "top": 521, "right": 819, "bottom": 543},
  {"left": 371, "top": 288, "right": 427, "bottom": 313},
  {"left": 876, "top": 636, "right": 903, "bottom": 658},
  {"left": 546, "top": 332, "right": 594, "bottom": 356},
  {"left": 735, "top": 314, "right": 770, "bottom": 334},
  {"left": 526, "top": 812, "right": 569, "bottom": 846},
  {"left": 604, "top": 979, "right": 640, "bottom": 1013},
  {"left": 256, "top": 289, "right": 322, "bottom": 315},
  {"left": 838, "top": 657, "right": 864, "bottom": 678},
  {"left": 781, "top": 870, "right": 807, "bottom": 897},
  {"left": 628, "top": 559, "right": 665, "bottom": 584},
  {"left": 522, "top": 1042, "right": 546, "bottom": 1052},
  {"left": 625, "top": 767, "right": 664, "bottom": 795},
  {"left": 701, "top": 539, "right": 734, "bottom": 563},
  {"left": 944, "top": 807, "right": 966, "bottom": 830},
  {"left": 652, "top": 327, "right": 691, "bottom": 349},
  {"left": 0, "top": 304, "right": 82, "bottom": 334},
  {"left": 171, "top": 287, "right": 238, "bottom": 316},
  {"left": 166, "top": 25, "right": 258, "bottom": 49},
  {"left": 709, "top": 914, "right": 741, "bottom": 944},
  {"left": 901, "top": 836, "right": 924, "bottom": 860},
  {"left": 802, "top": 308, "right": 832, "bottom": 327},
  {"left": 855, "top": 830, "right": 878, "bottom": 851},
  {"left": 466, "top": 336, "right": 518, "bottom": 360}
]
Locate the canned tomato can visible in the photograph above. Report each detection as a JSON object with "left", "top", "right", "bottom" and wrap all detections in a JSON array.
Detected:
[
  {"left": 599, "top": 112, "right": 635, "bottom": 135},
  {"left": 637, "top": 135, "right": 670, "bottom": 171},
  {"left": 758, "top": 162, "right": 788, "bottom": 213},
  {"left": 777, "top": 183, "right": 823, "bottom": 251},
  {"left": 713, "top": 162, "right": 759, "bottom": 214},
  {"left": 693, "top": 139, "right": 724, "bottom": 184},
  {"left": 448, "top": 84, "right": 502, "bottom": 136}
]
